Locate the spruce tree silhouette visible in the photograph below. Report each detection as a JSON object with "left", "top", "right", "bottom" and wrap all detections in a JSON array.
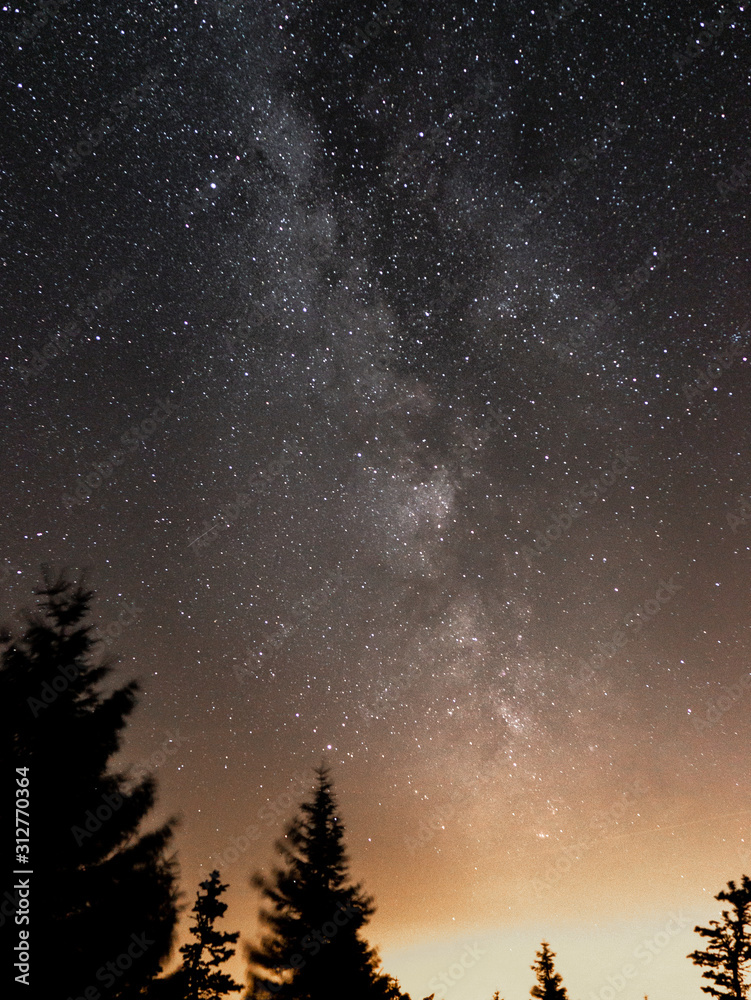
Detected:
[
  {"left": 688, "top": 874, "right": 751, "bottom": 1000},
  {"left": 178, "top": 869, "right": 243, "bottom": 999},
  {"left": 246, "top": 764, "right": 406, "bottom": 1000},
  {"left": 530, "top": 942, "right": 569, "bottom": 1000},
  {"left": 0, "top": 572, "right": 179, "bottom": 999}
]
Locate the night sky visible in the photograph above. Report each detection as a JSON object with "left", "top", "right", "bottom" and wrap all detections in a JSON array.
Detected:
[{"left": 2, "top": 0, "right": 751, "bottom": 997}]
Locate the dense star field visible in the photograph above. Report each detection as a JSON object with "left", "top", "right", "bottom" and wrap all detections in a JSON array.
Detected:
[{"left": 2, "top": 0, "right": 750, "bottom": 997}]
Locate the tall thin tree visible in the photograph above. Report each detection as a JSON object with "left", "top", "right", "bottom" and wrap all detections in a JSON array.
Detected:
[
  {"left": 246, "top": 765, "right": 405, "bottom": 1000},
  {"left": 0, "top": 572, "right": 179, "bottom": 999},
  {"left": 530, "top": 942, "right": 569, "bottom": 1000},
  {"left": 178, "top": 869, "right": 243, "bottom": 1000},
  {"left": 689, "top": 875, "right": 751, "bottom": 1000}
]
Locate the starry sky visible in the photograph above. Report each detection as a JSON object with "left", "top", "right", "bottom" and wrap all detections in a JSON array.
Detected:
[{"left": 2, "top": 0, "right": 751, "bottom": 997}]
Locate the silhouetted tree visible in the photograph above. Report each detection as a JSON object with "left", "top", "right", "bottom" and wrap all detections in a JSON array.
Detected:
[
  {"left": 530, "top": 942, "right": 569, "bottom": 1000},
  {"left": 0, "top": 572, "right": 179, "bottom": 999},
  {"left": 246, "top": 765, "right": 406, "bottom": 1000},
  {"left": 688, "top": 875, "right": 751, "bottom": 1000},
  {"left": 178, "top": 869, "right": 242, "bottom": 999}
]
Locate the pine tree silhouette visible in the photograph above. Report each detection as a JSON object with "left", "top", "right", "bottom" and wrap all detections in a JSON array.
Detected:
[
  {"left": 530, "top": 942, "right": 569, "bottom": 1000},
  {"left": 0, "top": 571, "right": 179, "bottom": 998},
  {"left": 176, "top": 869, "right": 243, "bottom": 999},
  {"left": 688, "top": 875, "right": 751, "bottom": 1000},
  {"left": 246, "top": 764, "right": 406, "bottom": 999}
]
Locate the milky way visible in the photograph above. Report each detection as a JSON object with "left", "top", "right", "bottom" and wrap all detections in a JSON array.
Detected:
[{"left": 2, "top": 1, "right": 750, "bottom": 997}]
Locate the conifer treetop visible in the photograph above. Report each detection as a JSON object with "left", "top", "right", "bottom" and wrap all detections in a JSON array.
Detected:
[
  {"left": 688, "top": 875, "right": 751, "bottom": 1000},
  {"left": 530, "top": 941, "right": 569, "bottom": 1000},
  {"left": 179, "top": 869, "right": 242, "bottom": 1000},
  {"left": 247, "top": 766, "right": 405, "bottom": 1000}
]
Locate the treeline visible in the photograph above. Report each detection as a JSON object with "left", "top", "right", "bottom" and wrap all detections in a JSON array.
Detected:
[{"left": 1, "top": 575, "right": 749, "bottom": 1000}]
